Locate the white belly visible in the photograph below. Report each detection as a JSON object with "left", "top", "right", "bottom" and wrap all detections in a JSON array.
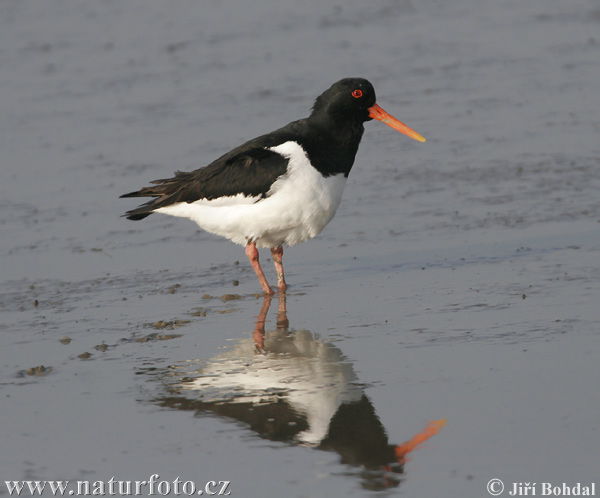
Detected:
[{"left": 155, "top": 141, "right": 347, "bottom": 248}]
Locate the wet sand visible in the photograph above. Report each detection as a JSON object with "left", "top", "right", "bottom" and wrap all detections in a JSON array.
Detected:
[{"left": 1, "top": 0, "right": 599, "bottom": 496}]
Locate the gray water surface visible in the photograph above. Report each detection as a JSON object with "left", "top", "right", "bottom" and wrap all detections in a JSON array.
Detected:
[{"left": 1, "top": 1, "right": 599, "bottom": 496}]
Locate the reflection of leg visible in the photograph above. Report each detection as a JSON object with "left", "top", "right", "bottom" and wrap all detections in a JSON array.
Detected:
[
  {"left": 276, "top": 290, "right": 289, "bottom": 330},
  {"left": 270, "top": 245, "right": 287, "bottom": 291},
  {"left": 252, "top": 295, "right": 272, "bottom": 353},
  {"left": 246, "top": 242, "right": 273, "bottom": 295}
]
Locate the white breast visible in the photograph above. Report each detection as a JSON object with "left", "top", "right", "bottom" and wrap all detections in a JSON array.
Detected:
[{"left": 155, "top": 141, "right": 347, "bottom": 248}]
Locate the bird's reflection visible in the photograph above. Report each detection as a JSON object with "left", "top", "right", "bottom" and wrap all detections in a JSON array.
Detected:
[{"left": 152, "top": 293, "right": 444, "bottom": 491}]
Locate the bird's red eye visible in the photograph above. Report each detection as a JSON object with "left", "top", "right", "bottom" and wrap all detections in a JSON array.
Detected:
[{"left": 352, "top": 89, "right": 363, "bottom": 98}]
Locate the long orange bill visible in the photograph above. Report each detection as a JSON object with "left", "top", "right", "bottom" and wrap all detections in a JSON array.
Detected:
[{"left": 368, "top": 103, "right": 426, "bottom": 143}]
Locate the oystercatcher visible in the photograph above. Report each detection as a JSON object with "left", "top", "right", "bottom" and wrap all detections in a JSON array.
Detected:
[{"left": 121, "top": 78, "right": 425, "bottom": 294}]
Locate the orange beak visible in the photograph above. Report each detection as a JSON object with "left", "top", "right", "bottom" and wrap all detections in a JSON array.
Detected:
[{"left": 368, "top": 103, "right": 426, "bottom": 143}]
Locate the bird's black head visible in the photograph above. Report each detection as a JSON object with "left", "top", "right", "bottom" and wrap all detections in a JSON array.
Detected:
[
  {"left": 311, "top": 78, "right": 377, "bottom": 123},
  {"left": 305, "top": 77, "right": 426, "bottom": 152}
]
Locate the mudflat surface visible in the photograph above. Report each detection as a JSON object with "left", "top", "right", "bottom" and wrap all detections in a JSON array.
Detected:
[{"left": 1, "top": 1, "right": 599, "bottom": 496}]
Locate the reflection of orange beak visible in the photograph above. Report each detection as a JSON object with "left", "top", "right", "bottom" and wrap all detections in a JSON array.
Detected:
[
  {"left": 395, "top": 419, "right": 446, "bottom": 463},
  {"left": 368, "top": 103, "right": 426, "bottom": 143}
]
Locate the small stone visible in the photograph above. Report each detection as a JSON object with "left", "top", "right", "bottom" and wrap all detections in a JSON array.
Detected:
[{"left": 221, "top": 294, "right": 242, "bottom": 302}]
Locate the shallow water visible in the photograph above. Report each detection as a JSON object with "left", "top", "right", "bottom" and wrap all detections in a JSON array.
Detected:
[{"left": 1, "top": 0, "right": 600, "bottom": 496}]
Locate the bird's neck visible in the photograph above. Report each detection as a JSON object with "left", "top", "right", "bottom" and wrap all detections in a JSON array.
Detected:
[{"left": 299, "top": 115, "right": 365, "bottom": 177}]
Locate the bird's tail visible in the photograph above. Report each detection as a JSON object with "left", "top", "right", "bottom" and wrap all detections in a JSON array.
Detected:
[{"left": 119, "top": 173, "right": 189, "bottom": 220}]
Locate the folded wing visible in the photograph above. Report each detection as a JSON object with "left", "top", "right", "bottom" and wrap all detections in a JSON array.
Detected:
[{"left": 121, "top": 147, "right": 289, "bottom": 220}]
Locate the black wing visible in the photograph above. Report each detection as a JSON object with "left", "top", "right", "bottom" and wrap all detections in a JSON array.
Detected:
[{"left": 120, "top": 146, "right": 289, "bottom": 220}]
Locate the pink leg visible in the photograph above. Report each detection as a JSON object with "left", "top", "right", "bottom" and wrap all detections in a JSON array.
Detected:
[
  {"left": 270, "top": 245, "right": 287, "bottom": 292},
  {"left": 246, "top": 242, "right": 273, "bottom": 295}
]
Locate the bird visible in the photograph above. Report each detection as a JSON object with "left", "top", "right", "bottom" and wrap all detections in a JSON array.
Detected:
[{"left": 120, "top": 78, "right": 425, "bottom": 294}]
